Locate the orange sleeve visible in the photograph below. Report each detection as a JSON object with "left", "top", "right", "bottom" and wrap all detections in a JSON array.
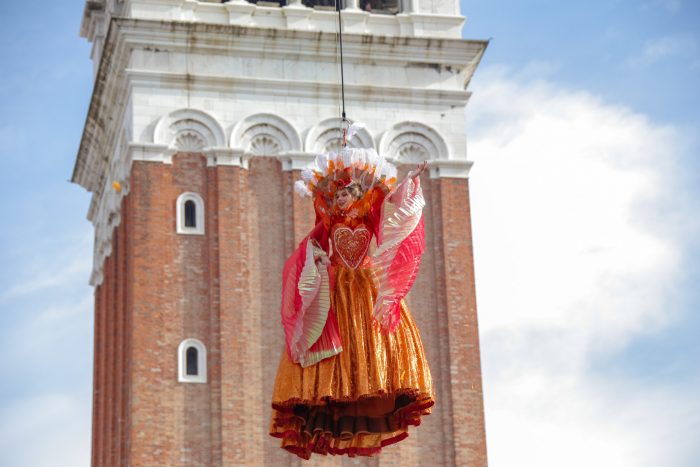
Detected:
[{"left": 367, "top": 187, "right": 387, "bottom": 240}]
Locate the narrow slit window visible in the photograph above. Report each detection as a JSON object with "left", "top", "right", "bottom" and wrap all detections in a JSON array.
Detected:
[
  {"left": 176, "top": 193, "right": 205, "bottom": 235},
  {"left": 184, "top": 200, "right": 196, "bottom": 228},
  {"left": 186, "top": 346, "right": 198, "bottom": 375},
  {"left": 178, "top": 338, "right": 207, "bottom": 383}
]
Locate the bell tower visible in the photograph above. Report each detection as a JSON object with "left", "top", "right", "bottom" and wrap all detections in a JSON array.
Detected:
[{"left": 74, "top": 0, "right": 488, "bottom": 465}]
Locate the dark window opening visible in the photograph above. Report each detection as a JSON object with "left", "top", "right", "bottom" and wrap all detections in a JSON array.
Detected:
[
  {"left": 224, "top": 0, "right": 400, "bottom": 13},
  {"left": 186, "top": 347, "right": 198, "bottom": 375},
  {"left": 301, "top": 0, "right": 336, "bottom": 8},
  {"left": 184, "top": 200, "right": 196, "bottom": 228},
  {"left": 359, "top": 0, "right": 399, "bottom": 14},
  {"left": 226, "top": 0, "right": 289, "bottom": 5}
]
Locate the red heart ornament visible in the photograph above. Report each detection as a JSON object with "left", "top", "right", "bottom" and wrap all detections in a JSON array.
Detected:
[{"left": 333, "top": 226, "right": 371, "bottom": 269}]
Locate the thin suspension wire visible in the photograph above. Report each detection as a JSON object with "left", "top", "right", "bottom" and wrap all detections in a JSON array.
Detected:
[
  {"left": 335, "top": 0, "right": 348, "bottom": 147},
  {"left": 333, "top": 1, "right": 342, "bottom": 138}
]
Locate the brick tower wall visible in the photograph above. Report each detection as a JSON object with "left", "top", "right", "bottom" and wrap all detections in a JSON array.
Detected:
[{"left": 91, "top": 154, "right": 487, "bottom": 466}]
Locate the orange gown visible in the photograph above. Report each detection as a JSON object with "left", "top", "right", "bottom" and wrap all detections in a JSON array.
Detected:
[{"left": 269, "top": 204, "right": 434, "bottom": 458}]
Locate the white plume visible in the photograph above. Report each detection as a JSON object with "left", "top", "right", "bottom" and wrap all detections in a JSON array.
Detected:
[
  {"left": 347, "top": 121, "right": 366, "bottom": 141},
  {"left": 294, "top": 179, "right": 312, "bottom": 197}
]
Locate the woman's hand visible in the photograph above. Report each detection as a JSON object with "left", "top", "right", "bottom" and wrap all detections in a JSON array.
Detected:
[
  {"left": 406, "top": 161, "right": 428, "bottom": 181},
  {"left": 316, "top": 255, "right": 331, "bottom": 266},
  {"left": 387, "top": 161, "right": 429, "bottom": 204}
]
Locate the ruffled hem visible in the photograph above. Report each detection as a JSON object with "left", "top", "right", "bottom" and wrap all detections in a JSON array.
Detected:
[
  {"left": 270, "top": 390, "right": 434, "bottom": 460},
  {"left": 271, "top": 264, "right": 434, "bottom": 459}
]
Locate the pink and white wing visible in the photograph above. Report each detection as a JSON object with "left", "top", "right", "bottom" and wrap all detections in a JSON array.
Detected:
[
  {"left": 280, "top": 237, "right": 341, "bottom": 366},
  {"left": 370, "top": 177, "right": 426, "bottom": 332}
]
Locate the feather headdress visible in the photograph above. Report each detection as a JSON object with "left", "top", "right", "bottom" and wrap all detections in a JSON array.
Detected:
[{"left": 294, "top": 146, "right": 397, "bottom": 201}]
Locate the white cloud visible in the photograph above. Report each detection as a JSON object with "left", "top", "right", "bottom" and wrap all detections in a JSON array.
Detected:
[
  {"left": 0, "top": 291, "right": 93, "bottom": 466},
  {"left": 0, "top": 124, "right": 28, "bottom": 155},
  {"left": 0, "top": 392, "right": 91, "bottom": 467},
  {"left": 628, "top": 33, "right": 698, "bottom": 67},
  {"left": 654, "top": 0, "right": 682, "bottom": 13},
  {"left": 0, "top": 227, "right": 94, "bottom": 466},
  {"left": 468, "top": 66, "right": 700, "bottom": 467},
  {"left": 2, "top": 295, "right": 93, "bottom": 369},
  {"left": 641, "top": 0, "right": 683, "bottom": 13},
  {"left": 0, "top": 231, "right": 92, "bottom": 303}
]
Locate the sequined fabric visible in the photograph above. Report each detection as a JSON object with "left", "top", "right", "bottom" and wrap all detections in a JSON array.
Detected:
[
  {"left": 331, "top": 223, "right": 371, "bottom": 269},
  {"left": 270, "top": 264, "right": 434, "bottom": 459}
]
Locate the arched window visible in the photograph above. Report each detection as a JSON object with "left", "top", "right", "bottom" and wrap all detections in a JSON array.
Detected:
[
  {"left": 176, "top": 192, "right": 205, "bottom": 235},
  {"left": 186, "top": 346, "right": 198, "bottom": 375},
  {"left": 184, "top": 200, "right": 196, "bottom": 228},
  {"left": 178, "top": 338, "right": 207, "bottom": 383}
]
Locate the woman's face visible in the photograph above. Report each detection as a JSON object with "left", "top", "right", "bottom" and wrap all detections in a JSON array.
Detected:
[{"left": 334, "top": 188, "right": 355, "bottom": 210}]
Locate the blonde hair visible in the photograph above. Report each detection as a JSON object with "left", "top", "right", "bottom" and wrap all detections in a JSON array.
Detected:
[{"left": 336, "top": 181, "right": 364, "bottom": 200}]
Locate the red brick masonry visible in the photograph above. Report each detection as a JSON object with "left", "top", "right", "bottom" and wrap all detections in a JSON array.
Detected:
[{"left": 91, "top": 154, "right": 488, "bottom": 466}]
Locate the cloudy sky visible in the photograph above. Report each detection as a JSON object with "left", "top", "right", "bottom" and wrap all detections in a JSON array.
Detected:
[{"left": 0, "top": 1, "right": 698, "bottom": 466}]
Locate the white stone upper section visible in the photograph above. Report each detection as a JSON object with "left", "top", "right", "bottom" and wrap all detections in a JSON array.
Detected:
[
  {"left": 74, "top": 18, "right": 486, "bottom": 189},
  {"left": 81, "top": 0, "right": 466, "bottom": 62}
]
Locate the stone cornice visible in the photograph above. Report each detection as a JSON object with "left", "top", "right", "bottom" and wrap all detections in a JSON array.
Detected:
[
  {"left": 428, "top": 159, "right": 473, "bottom": 179},
  {"left": 73, "top": 18, "right": 131, "bottom": 195},
  {"left": 114, "top": 17, "right": 486, "bottom": 68},
  {"left": 127, "top": 69, "right": 472, "bottom": 106},
  {"left": 278, "top": 152, "right": 317, "bottom": 171},
  {"left": 276, "top": 152, "right": 474, "bottom": 178},
  {"left": 80, "top": 1, "right": 106, "bottom": 39}
]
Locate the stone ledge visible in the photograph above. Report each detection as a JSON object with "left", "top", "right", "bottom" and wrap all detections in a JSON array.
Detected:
[
  {"left": 428, "top": 159, "right": 473, "bottom": 179},
  {"left": 124, "top": 0, "right": 465, "bottom": 38}
]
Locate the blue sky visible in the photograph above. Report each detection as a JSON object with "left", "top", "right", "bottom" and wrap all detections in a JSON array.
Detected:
[
  {"left": 463, "top": 1, "right": 700, "bottom": 465},
  {"left": 467, "top": 0, "right": 700, "bottom": 124},
  {"left": 0, "top": 0, "right": 698, "bottom": 465},
  {"left": 467, "top": 0, "right": 700, "bottom": 376}
]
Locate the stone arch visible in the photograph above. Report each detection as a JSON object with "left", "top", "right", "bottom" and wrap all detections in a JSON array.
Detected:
[
  {"left": 379, "top": 121, "right": 449, "bottom": 163},
  {"left": 153, "top": 108, "right": 226, "bottom": 151},
  {"left": 305, "top": 118, "right": 375, "bottom": 154},
  {"left": 231, "top": 113, "right": 302, "bottom": 156}
]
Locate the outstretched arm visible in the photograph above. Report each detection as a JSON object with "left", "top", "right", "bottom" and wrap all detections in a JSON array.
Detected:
[
  {"left": 406, "top": 160, "right": 429, "bottom": 180},
  {"left": 387, "top": 161, "right": 428, "bottom": 204}
]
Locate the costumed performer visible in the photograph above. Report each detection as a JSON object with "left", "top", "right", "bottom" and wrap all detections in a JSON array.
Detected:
[{"left": 269, "top": 144, "right": 434, "bottom": 459}]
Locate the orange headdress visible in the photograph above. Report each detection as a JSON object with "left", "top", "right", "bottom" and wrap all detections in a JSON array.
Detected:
[{"left": 294, "top": 147, "right": 398, "bottom": 203}]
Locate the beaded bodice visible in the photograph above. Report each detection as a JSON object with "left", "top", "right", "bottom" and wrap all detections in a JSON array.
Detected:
[{"left": 330, "top": 222, "right": 372, "bottom": 269}]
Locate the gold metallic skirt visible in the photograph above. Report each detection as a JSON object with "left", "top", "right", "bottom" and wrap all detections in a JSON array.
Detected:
[{"left": 269, "top": 266, "right": 434, "bottom": 459}]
